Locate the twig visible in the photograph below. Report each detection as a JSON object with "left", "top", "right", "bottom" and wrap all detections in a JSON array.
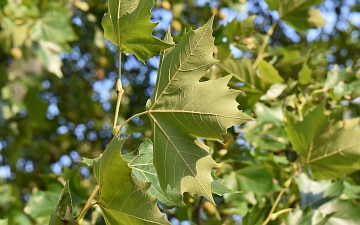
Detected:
[
  {"left": 112, "top": 52, "right": 125, "bottom": 136},
  {"left": 252, "top": 21, "right": 278, "bottom": 69},
  {"left": 262, "top": 176, "right": 294, "bottom": 225},
  {"left": 76, "top": 185, "right": 99, "bottom": 223},
  {"left": 197, "top": 196, "right": 204, "bottom": 225}
]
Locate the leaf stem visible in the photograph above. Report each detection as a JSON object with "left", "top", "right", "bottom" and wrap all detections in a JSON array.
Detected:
[
  {"left": 112, "top": 52, "right": 125, "bottom": 136},
  {"left": 197, "top": 196, "right": 204, "bottom": 225},
  {"left": 252, "top": 21, "right": 278, "bottom": 69},
  {"left": 76, "top": 185, "right": 99, "bottom": 223},
  {"left": 117, "top": 111, "right": 150, "bottom": 134},
  {"left": 262, "top": 175, "right": 294, "bottom": 225}
]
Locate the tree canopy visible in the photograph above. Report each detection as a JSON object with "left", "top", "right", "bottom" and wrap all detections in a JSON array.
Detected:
[{"left": 1, "top": 0, "right": 360, "bottom": 224}]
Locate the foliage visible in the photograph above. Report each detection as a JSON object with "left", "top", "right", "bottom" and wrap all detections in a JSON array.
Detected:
[{"left": 1, "top": 0, "right": 360, "bottom": 224}]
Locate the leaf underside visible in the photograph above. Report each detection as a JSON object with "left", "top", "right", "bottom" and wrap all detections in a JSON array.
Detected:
[
  {"left": 146, "top": 16, "right": 253, "bottom": 203},
  {"left": 93, "top": 136, "right": 171, "bottom": 225}
]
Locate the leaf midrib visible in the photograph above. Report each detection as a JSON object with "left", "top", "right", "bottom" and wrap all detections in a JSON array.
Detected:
[
  {"left": 151, "top": 24, "right": 211, "bottom": 109},
  {"left": 150, "top": 113, "right": 212, "bottom": 198}
]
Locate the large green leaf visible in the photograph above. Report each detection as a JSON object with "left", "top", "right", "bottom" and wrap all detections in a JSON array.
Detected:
[
  {"left": 48, "top": 181, "right": 76, "bottom": 225},
  {"left": 102, "top": 0, "right": 173, "bottom": 62},
  {"left": 265, "top": 0, "right": 326, "bottom": 33},
  {"left": 145, "top": 17, "right": 253, "bottom": 203},
  {"left": 93, "top": 136, "right": 171, "bottom": 225},
  {"left": 123, "top": 139, "right": 184, "bottom": 208},
  {"left": 285, "top": 103, "right": 360, "bottom": 179}
]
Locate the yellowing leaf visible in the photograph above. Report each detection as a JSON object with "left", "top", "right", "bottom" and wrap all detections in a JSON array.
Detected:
[
  {"left": 102, "top": 0, "right": 173, "bottom": 62},
  {"left": 93, "top": 136, "right": 171, "bottom": 225},
  {"left": 145, "top": 16, "right": 253, "bottom": 203}
]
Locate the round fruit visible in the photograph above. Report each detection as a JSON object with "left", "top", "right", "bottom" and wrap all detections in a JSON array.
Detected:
[
  {"left": 211, "top": 8, "right": 219, "bottom": 15},
  {"left": 161, "top": 0, "right": 171, "bottom": 10},
  {"left": 95, "top": 68, "right": 105, "bottom": 80},
  {"left": 171, "top": 20, "right": 182, "bottom": 32},
  {"left": 219, "top": 12, "right": 227, "bottom": 20},
  {"left": 10, "top": 47, "right": 22, "bottom": 59},
  {"left": 96, "top": 56, "right": 109, "bottom": 68},
  {"left": 203, "top": 201, "right": 216, "bottom": 215}
]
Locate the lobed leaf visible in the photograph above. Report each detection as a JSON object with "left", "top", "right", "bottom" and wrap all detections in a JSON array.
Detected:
[
  {"left": 285, "top": 103, "right": 360, "bottom": 179},
  {"left": 48, "top": 181, "right": 76, "bottom": 225},
  {"left": 102, "top": 0, "right": 173, "bottom": 62},
  {"left": 146, "top": 16, "right": 253, "bottom": 203},
  {"left": 93, "top": 136, "right": 171, "bottom": 225}
]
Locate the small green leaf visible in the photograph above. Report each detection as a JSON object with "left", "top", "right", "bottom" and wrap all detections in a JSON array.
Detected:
[
  {"left": 211, "top": 170, "right": 239, "bottom": 196},
  {"left": 223, "top": 166, "right": 280, "bottom": 195},
  {"left": 146, "top": 16, "right": 253, "bottom": 203},
  {"left": 222, "top": 15, "right": 256, "bottom": 42},
  {"left": 93, "top": 136, "right": 171, "bottom": 225},
  {"left": 102, "top": 0, "right": 173, "bottom": 62},
  {"left": 258, "top": 60, "right": 284, "bottom": 85},
  {"left": 265, "top": 0, "right": 325, "bottom": 33},
  {"left": 48, "top": 181, "right": 76, "bottom": 225},
  {"left": 36, "top": 41, "right": 64, "bottom": 78},
  {"left": 299, "top": 62, "right": 312, "bottom": 85},
  {"left": 80, "top": 155, "right": 101, "bottom": 167},
  {"left": 31, "top": 7, "right": 76, "bottom": 43}
]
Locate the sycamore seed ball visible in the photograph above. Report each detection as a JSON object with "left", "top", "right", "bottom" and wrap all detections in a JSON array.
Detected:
[
  {"left": 10, "top": 47, "right": 22, "bottom": 59},
  {"left": 203, "top": 201, "right": 216, "bottom": 215},
  {"left": 219, "top": 12, "right": 227, "bottom": 20},
  {"left": 211, "top": 8, "right": 219, "bottom": 15},
  {"left": 171, "top": 20, "right": 182, "bottom": 32},
  {"left": 161, "top": 0, "right": 171, "bottom": 10}
]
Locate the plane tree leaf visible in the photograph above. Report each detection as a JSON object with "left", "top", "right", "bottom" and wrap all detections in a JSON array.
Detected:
[
  {"left": 48, "top": 181, "right": 76, "bottom": 225},
  {"left": 93, "top": 136, "right": 171, "bottom": 225},
  {"left": 145, "top": 16, "right": 253, "bottom": 203},
  {"left": 123, "top": 139, "right": 185, "bottom": 208},
  {"left": 285, "top": 103, "right": 360, "bottom": 179},
  {"left": 265, "top": 0, "right": 326, "bottom": 33},
  {"left": 102, "top": 0, "right": 173, "bottom": 62}
]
